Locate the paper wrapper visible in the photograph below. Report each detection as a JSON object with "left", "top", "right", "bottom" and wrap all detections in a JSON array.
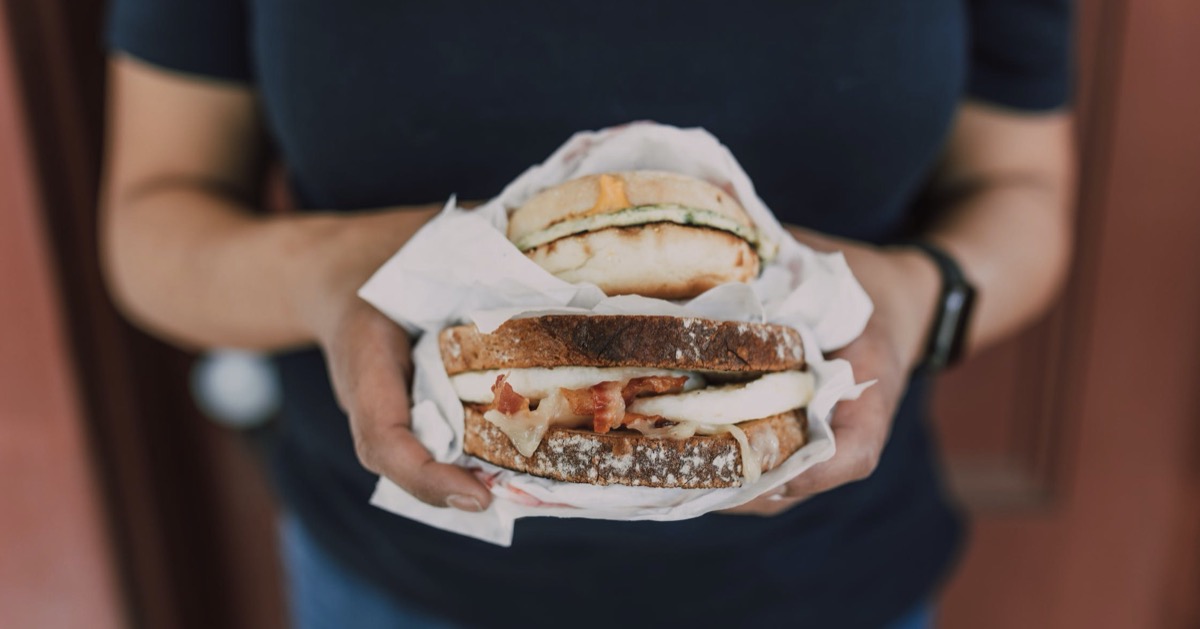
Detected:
[{"left": 359, "top": 122, "right": 874, "bottom": 546}]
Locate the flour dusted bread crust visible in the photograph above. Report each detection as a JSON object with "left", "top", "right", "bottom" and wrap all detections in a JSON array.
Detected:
[
  {"left": 507, "top": 171, "right": 765, "bottom": 299},
  {"left": 464, "top": 405, "right": 807, "bottom": 489},
  {"left": 439, "top": 314, "right": 805, "bottom": 376},
  {"left": 525, "top": 224, "right": 759, "bottom": 300}
]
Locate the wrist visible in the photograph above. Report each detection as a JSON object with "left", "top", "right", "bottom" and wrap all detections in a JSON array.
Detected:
[
  {"left": 874, "top": 246, "right": 941, "bottom": 371},
  {"left": 796, "top": 233, "right": 941, "bottom": 371},
  {"left": 284, "top": 205, "right": 441, "bottom": 344},
  {"left": 282, "top": 213, "right": 365, "bottom": 344}
]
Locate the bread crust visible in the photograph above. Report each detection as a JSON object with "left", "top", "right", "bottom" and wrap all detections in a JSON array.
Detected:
[
  {"left": 507, "top": 170, "right": 752, "bottom": 242},
  {"left": 463, "top": 405, "right": 808, "bottom": 489},
  {"left": 525, "top": 224, "right": 759, "bottom": 299},
  {"left": 439, "top": 315, "right": 805, "bottom": 376}
]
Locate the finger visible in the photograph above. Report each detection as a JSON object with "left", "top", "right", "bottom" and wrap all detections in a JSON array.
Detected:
[
  {"left": 781, "top": 388, "right": 890, "bottom": 499},
  {"left": 343, "top": 310, "right": 492, "bottom": 511},
  {"left": 720, "top": 400, "right": 887, "bottom": 516},
  {"left": 357, "top": 420, "right": 493, "bottom": 512},
  {"left": 722, "top": 367, "right": 891, "bottom": 514},
  {"left": 718, "top": 498, "right": 783, "bottom": 516}
]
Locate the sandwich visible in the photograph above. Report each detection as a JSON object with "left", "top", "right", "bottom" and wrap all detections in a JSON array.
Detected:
[
  {"left": 440, "top": 171, "right": 810, "bottom": 489},
  {"left": 441, "top": 315, "right": 812, "bottom": 488},
  {"left": 507, "top": 170, "right": 777, "bottom": 300}
]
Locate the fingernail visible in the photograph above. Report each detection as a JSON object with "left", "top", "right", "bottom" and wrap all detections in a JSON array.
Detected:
[
  {"left": 446, "top": 494, "right": 484, "bottom": 512},
  {"left": 767, "top": 488, "right": 788, "bottom": 502}
]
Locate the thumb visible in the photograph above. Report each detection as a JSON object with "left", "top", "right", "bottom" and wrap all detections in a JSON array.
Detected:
[{"left": 356, "top": 419, "right": 493, "bottom": 512}]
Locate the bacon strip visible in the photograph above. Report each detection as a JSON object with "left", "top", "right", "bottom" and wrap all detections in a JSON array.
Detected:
[
  {"left": 621, "top": 375, "right": 689, "bottom": 403},
  {"left": 560, "top": 387, "right": 595, "bottom": 417},
  {"left": 590, "top": 376, "right": 688, "bottom": 433},
  {"left": 590, "top": 381, "right": 627, "bottom": 433},
  {"left": 488, "top": 374, "right": 689, "bottom": 434},
  {"left": 489, "top": 374, "right": 530, "bottom": 415}
]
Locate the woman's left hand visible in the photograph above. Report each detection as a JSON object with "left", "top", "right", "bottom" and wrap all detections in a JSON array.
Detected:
[{"left": 722, "top": 229, "right": 940, "bottom": 515}]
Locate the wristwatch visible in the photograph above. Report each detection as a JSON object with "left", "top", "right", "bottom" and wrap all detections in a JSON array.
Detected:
[{"left": 905, "top": 240, "right": 976, "bottom": 372}]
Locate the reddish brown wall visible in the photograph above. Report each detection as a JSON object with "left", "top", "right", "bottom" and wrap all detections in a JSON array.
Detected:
[
  {"left": 0, "top": 0, "right": 290, "bottom": 625},
  {"left": 939, "top": 0, "right": 1200, "bottom": 626},
  {"left": 0, "top": 3, "right": 124, "bottom": 627}
]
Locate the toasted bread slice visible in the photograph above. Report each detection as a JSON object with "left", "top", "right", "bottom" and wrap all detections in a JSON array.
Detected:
[
  {"left": 439, "top": 315, "right": 804, "bottom": 376},
  {"left": 463, "top": 405, "right": 807, "bottom": 489}
]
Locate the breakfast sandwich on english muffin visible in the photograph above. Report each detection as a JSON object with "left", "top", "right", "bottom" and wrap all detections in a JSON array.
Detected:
[{"left": 507, "top": 170, "right": 777, "bottom": 300}]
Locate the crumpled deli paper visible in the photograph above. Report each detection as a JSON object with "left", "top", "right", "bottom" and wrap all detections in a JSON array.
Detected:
[{"left": 359, "top": 122, "right": 874, "bottom": 546}]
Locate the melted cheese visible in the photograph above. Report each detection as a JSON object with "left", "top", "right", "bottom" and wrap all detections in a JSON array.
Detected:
[
  {"left": 625, "top": 418, "right": 701, "bottom": 440},
  {"left": 710, "top": 423, "right": 761, "bottom": 484},
  {"left": 450, "top": 366, "right": 704, "bottom": 404},
  {"left": 481, "top": 410, "right": 549, "bottom": 459},
  {"left": 748, "top": 425, "right": 782, "bottom": 471},
  {"left": 627, "top": 371, "right": 812, "bottom": 425},
  {"left": 482, "top": 389, "right": 590, "bottom": 457},
  {"left": 585, "top": 173, "right": 632, "bottom": 216}
]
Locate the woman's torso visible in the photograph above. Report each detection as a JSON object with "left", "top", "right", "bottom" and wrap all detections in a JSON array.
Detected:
[{"left": 253, "top": 2, "right": 966, "bottom": 627}]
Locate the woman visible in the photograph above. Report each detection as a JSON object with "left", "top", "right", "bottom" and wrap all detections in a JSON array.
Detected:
[{"left": 101, "top": 2, "right": 1074, "bottom": 627}]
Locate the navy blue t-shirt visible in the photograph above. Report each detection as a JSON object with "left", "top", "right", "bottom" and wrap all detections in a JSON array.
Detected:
[{"left": 108, "top": 2, "right": 1070, "bottom": 627}]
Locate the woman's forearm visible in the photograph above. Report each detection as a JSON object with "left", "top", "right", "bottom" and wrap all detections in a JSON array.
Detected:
[
  {"left": 737, "top": 106, "right": 1075, "bottom": 514},
  {"left": 923, "top": 103, "right": 1076, "bottom": 354},
  {"left": 791, "top": 105, "right": 1074, "bottom": 370},
  {"left": 101, "top": 57, "right": 443, "bottom": 351},
  {"left": 925, "top": 179, "right": 1074, "bottom": 351},
  {"left": 100, "top": 183, "right": 438, "bottom": 350}
]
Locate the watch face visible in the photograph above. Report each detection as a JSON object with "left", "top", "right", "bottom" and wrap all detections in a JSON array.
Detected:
[
  {"left": 946, "top": 284, "right": 977, "bottom": 366},
  {"left": 925, "top": 283, "right": 976, "bottom": 370}
]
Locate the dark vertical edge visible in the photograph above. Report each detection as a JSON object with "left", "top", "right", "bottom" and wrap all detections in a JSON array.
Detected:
[
  {"left": 1028, "top": 0, "right": 1131, "bottom": 500},
  {"left": 0, "top": 0, "right": 235, "bottom": 627}
]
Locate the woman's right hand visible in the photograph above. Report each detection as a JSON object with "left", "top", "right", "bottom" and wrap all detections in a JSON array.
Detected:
[
  {"left": 297, "top": 207, "right": 494, "bottom": 513},
  {"left": 312, "top": 278, "right": 494, "bottom": 513}
]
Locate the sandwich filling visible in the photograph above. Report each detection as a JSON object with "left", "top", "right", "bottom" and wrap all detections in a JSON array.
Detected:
[
  {"left": 452, "top": 368, "right": 813, "bottom": 483},
  {"left": 511, "top": 204, "right": 777, "bottom": 260}
]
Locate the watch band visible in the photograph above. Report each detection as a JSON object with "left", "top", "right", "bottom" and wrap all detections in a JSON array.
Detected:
[{"left": 905, "top": 240, "right": 977, "bottom": 372}]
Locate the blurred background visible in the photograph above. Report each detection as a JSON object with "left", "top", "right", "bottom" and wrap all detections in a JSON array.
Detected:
[{"left": 2, "top": 1, "right": 1199, "bottom": 628}]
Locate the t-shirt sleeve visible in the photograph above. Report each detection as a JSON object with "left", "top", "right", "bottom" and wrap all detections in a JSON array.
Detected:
[
  {"left": 966, "top": 0, "right": 1072, "bottom": 110},
  {"left": 106, "top": 0, "right": 252, "bottom": 82}
]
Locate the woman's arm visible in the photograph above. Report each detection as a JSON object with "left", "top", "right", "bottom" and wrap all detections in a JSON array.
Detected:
[
  {"left": 101, "top": 56, "right": 492, "bottom": 512},
  {"left": 794, "top": 103, "right": 1075, "bottom": 369},
  {"left": 101, "top": 55, "right": 439, "bottom": 351},
  {"left": 921, "top": 102, "right": 1076, "bottom": 348},
  {"left": 728, "top": 102, "right": 1075, "bottom": 514}
]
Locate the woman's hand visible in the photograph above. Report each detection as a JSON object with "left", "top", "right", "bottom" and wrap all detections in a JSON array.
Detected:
[
  {"left": 723, "top": 104, "right": 1076, "bottom": 515},
  {"left": 722, "top": 230, "right": 939, "bottom": 515},
  {"left": 316, "top": 298, "right": 493, "bottom": 513},
  {"left": 295, "top": 207, "right": 494, "bottom": 513}
]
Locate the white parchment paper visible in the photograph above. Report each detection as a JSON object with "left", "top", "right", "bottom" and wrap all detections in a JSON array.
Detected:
[{"left": 359, "top": 122, "right": 874, "bottom": 546}]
